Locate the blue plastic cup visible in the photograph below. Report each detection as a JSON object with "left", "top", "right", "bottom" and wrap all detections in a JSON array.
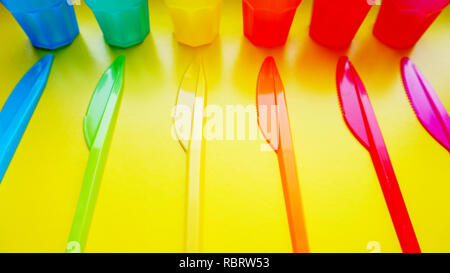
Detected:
[
  {"left": 85, "top": 0, "right": 150, "bottom": 48},
  {"left": 0, "top": 0, "right": 80, "bottom": 50}
]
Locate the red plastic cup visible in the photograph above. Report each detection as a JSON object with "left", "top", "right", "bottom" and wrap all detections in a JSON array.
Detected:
[
  {"left": 373, "top": 0, "right": 449, "bottom": 49},
  {"left": 309, "top": 0, "right": 372, "bottom": 48},
  {"left": 243, "top": 0, "right": 302, "bottom": 47}
]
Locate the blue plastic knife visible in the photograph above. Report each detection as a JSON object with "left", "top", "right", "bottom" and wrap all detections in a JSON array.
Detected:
[{"left": 0, "top": 54, "right": 54, "bottom": 183}]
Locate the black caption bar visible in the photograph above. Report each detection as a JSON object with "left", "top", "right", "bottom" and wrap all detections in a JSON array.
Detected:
[{"left": 0, "top": 253, "right": 439, "bottom": 272}]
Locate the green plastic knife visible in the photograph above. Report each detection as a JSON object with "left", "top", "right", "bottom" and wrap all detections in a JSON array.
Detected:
[{"left": 66, "top": 56, "right": 125, "bottom": 253}]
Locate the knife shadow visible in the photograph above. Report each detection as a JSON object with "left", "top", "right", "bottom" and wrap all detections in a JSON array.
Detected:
[{"left": 104, "top": 34, "right": 164, "bottom": 98}]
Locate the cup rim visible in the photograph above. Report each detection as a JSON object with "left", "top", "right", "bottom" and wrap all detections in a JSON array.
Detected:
[
  {"left": 165, "top": 0, "right": 222, "bottom": 11},
  {"left": 86, "top": 0, "right": 147, "bottom": 13},
  {"left": 243, "top": 0, "right": 300, "bottom": 13},
  {"left": 385, "top": 0, "right": 448, "bottom": 15},
  {"left": 2, "top": 0, "right": 66, "bottom": 13}
]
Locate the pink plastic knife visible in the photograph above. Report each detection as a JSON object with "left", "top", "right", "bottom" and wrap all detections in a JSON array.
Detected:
[{"left": 401, "top": 57, "right": 450, "bottom": 152}]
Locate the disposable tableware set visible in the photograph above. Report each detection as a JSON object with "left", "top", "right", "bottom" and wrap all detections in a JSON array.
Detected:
[{"left": 0, "top": 0, "right": 448, "bottom": 252}]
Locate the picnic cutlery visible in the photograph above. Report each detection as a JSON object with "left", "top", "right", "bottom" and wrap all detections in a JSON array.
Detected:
[
  {"left": 256, "top": 57, "right": 309, "bottom": 253},
  {"left": 401, "top": 57, "right": 450, "bottom": 152},
  {"left": 337, "top": 56, "right": 421, "bottom": 253},
  {"left": 0, "top": 54, "right": 53, "bottom": 183},
  {"left": 66, "top": 56, "right": 125, "bottom": 253},
  {"left": 173, "top": 57, "right": 207, "bottom": 252}
]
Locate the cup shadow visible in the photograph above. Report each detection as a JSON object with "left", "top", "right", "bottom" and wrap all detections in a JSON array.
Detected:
[
  {"left": 294, "top": 35, "right": 349, "bottom": 95},
  {"left": 171, "top": 35, "right": 223, "bottom": 96},
  {"left": 104, "top": 33, "right": 164, "bottom": 98},
  {"left": 232, "top": 36, "right": 288, "bottom": 97},
  {"left": 34, "top": 34, "right": 97, "bottom": 88},
  {"left": 349, "top": 33, "right": 413, "bottom": 94},
  {"left": 199, "top": 37, "right": 223, "bottom": 93}
]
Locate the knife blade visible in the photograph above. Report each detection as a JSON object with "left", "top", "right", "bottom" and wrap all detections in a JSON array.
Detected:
[
  {"left": 401, "top": 57, "right": 450, "bottom": 152},
  {"left": 0, "top": 54, "right": 54, "bottom": 183}
]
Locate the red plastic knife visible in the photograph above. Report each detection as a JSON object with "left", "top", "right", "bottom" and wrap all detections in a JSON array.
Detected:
[{"left": 337, "top": 57, "right": 421, "bottom": 253}]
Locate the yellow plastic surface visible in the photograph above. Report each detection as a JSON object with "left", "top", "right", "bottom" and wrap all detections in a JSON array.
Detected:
[{"left": 0, "top": 0, "right": 449, "bottom": 253}]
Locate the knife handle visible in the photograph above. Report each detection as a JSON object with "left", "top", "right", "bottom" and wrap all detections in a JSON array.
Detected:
[
  {"left": 184, "top": 97, "right": 205, "bottom": 253},
  {"left": 370, "top": 146, "right": 421, "bottom": 253},
  {"left": 185, "top": 145, "right": 201, "bottom": 253},
  {"left": 66, "top": 146, "right": 108, "bottom": 253},
  {"left": 275, "top": 89, "right": 309, "bottom": 253},
  {"left": 277, "top": 147, "right": 309, "bottom": 253}
]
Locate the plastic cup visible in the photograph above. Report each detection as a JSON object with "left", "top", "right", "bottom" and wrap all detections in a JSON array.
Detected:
[
  {"left": 0, "top": 0, "right": 79, "bottom": 50},
  {"left": 85, "top": 0, "right": 150, "bottom": 48},
  {"left": 165, "top": 0, "right": 222, "bottom": 47},
  {"left": 309, "top": 0, "right": 372, "bottom": 48},
  {"left": 243, "top": 0, "right": 302, "bottom": 47},
  {"left": 373, "top": 0, "right": 450, "bottom": 48}
]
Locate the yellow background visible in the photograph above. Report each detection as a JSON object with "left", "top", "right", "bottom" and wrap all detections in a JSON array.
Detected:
[{"left": 0, "top": 0, "right": 449, "bottom": 253}]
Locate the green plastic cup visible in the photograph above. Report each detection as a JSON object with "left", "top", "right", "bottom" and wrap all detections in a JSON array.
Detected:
[{"left": 85, "top": 0, "right": 150, "bottom": 48}]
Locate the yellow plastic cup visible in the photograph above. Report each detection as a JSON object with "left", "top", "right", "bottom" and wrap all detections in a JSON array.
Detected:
[{"left": 165, "top": 0, "right": 222, "bottom": 47}]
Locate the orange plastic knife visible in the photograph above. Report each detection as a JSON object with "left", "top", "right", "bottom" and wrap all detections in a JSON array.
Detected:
[{"left": 256, "top": 57, "right": 309, "bottom": 253}]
